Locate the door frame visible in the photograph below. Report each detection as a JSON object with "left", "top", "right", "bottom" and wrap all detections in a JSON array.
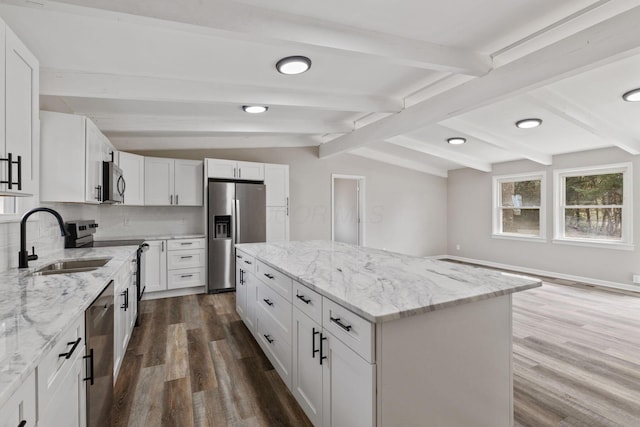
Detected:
[{"left": 331, "top": 174, "right": 366, "bottom": 246}]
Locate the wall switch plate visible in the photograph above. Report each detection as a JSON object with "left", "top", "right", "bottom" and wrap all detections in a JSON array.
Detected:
[
  {"left": 633, "top": 275, "right": 640, "bottom": 284},
  {"left": 456, "top": 244, "right": 461, "bottom": 251}
]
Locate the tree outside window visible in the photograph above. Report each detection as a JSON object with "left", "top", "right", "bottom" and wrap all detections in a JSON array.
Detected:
[{"left": 493, "top": 172, "right": 546, "bottom": 240}]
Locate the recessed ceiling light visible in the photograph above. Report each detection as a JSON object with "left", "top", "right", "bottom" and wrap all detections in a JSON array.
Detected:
[
  {"left": 447, "top": 137, "right": 466, "bottom": 145},
  {"left": 242, "top": 105, "right": 268, "bottom": 114},
  {"left": 276, "top": 56, "right": 312, "bottom": 75},
  {"left": 515, "top": 118, "right": 542, "bottom": 129},
  {"left": 622, "top": 88, "right": 640, "bottom": 102}
]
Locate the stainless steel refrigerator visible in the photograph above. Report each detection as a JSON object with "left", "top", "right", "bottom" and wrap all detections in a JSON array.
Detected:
[{"left": 208, "top": 181, "right": 266, "bottom": 292}]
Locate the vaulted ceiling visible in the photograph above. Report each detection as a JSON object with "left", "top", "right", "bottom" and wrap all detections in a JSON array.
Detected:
[{"left": 1, "top": 0, "right": 639, "bottom": 176}]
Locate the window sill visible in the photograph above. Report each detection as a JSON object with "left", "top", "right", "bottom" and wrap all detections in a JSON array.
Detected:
[
  {"left": 491, "top": 234, "right": 547, "bottom": 243},
  {"left": 552, "top": 238, "right": 635, "bottom": 251}
]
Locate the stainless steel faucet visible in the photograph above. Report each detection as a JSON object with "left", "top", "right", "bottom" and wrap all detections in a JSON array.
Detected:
[{"left": 19, "top": 207, "right": 69, "bottom": 268}]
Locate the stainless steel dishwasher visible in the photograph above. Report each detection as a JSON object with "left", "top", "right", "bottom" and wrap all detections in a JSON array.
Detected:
[{"left": 84, "top": 280, "right": 114, "bottom": 427}]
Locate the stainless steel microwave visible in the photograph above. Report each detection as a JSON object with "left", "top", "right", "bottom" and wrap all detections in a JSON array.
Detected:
[{"left": 102, "top": 161, "right": 125, "bottom": 204}]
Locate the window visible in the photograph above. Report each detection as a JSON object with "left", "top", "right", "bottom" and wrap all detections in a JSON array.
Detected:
[
  {"left": 492, "top": 172, "right": 546, "bottom": 240},
  {"left": 554, "top": 163, "right": 632, "bottom": 249}
]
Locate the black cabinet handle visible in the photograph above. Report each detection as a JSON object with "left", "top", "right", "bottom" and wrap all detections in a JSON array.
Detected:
[
  {"left": 236, "top": 254, "right": 243, "bottom": 259},
  {"left": 239, "top": 269, "right": 244, "bottom": 285},
  {"left": 59, "top": 337, "right": 82, "bottom": 359},
  {"left": 1, "top": 153, "right": 22, "bottom": 190},
  {"left": 181, "top": 274, "right": 193, "bottom": 278},
  {"left": 264, "top": 334, "right": 274, "bottom": 344},
  {"left": 83, "top": 348, "right": 94, "bottom": 385},
  {"left": 319, "top": 333, "right": 328, "bottom": 365},
  {"left": 16, "top": 155, "right": 22, "bottom": 191},
  {"left": 121, "top": 289, "right": 129, "bottom": 311},
  {"left": 296, "top": 294, "right": 311, "bottom": 304},
  {"left": 18, "top": 421, "right": 27, "bottom": 427},
  {"left": 264, "top": 273, "right": 274, "bottom": 279},
  {"left": 330, "top": 316, "right": 352, "bottom": 332},
  {"left": 181, "top": 242, "right": 193, "bottom": 245},
  {"left": 312, "top": 328, "right": 320, "bottom": 358},
  {"left": 263, "top": 298, "right": 274, "bottom": 307},
  {"left": 244, "top": 260, "right": 252, "bottom": 265},
  {"left": 180, "top": 255, "right": 193, "bottom": 259}
]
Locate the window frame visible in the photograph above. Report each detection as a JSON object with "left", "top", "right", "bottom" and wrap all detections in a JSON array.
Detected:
[
  {"left": 553, "top": 162, "right": 633, "bottom": 250},
  {"left": 492, "top": 171, "right": 547, "bottom": 242}
]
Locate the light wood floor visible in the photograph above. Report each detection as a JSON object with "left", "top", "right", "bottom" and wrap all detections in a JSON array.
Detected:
[{"left": 114, "top": 281, "right": 640, "bottom": 426}]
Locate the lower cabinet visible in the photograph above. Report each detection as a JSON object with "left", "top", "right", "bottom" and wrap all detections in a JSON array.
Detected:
[
  {"left": 0, "top": 371, "right": 36, "bottom": 427},
  {"left": 143, "top": 240, "right": 167, "bottom": 293},
  {"left": 143, "top": 238, "right": 205, "bottom": 297},
  {"left": 235, "top": 260, "right": 247, "bottom": 320},
  {"left": 114, "top": 254, "right": 136, "bottom": 380},
  {"left": 292, "top": 308, "right": 323, "bottom": 426}
]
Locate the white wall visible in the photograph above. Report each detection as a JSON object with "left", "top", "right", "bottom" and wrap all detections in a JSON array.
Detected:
[
  {"left": 134, "top": 146, "right": 448, "bottom": 257},
  {"left": 448, "top": 147, "right": 640, "bottom": 287}
]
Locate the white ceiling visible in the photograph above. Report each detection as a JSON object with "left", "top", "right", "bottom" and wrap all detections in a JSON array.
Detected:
[{"left": 1, "top": 0, "right": 639, "bottom": 176}]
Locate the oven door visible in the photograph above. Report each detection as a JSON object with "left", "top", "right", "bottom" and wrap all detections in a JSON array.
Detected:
[{"left": 102, "top": 161, "right": 125, "bottom": 204}]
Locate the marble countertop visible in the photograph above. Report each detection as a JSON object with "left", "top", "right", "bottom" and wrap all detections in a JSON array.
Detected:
[
  {"left": 0, "top": 246, "right": 138, "bottom": 407},
  {"left": 236, "top": 241, "right": 541, "bottom": 323},
  {"left": 96, "top": 234, "right": 205, "bottom": 241}
]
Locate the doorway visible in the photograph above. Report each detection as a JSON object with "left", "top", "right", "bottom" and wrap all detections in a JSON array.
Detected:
[{"left": 331, "top": 174, "right": 365, "bottom": 246}]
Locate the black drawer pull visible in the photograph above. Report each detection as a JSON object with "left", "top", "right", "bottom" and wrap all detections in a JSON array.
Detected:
[
  {"left": 59, "top": 337, "right": 82, "bottom": 359},
  {"left": 330, "top": 316, "right": 352, "bottom": 332},
  {"left": 181, "top": 242, "right": 193, "bottom": 245},
  {"left": 264, "top": 334, "right": 274, "bottom": 344},
  {"left": 296, "top": 294, "right": 311, "bottom": 304},
  {"left": 264, "top": 273, "right": 274, "bottom": 279},
  {"left": 263, "top": 298, "right": 274, "bottom": 306},
  {"left": 121, "top": 289, "right": 129, "bottom": 311},
  {"left": 181, "top": 274, "right": 194, "bottom": 278},
  {"left": 236, "top": 254, "right": 243, "bottom": 259},
  {"left": 319, "top": 333, "right": 328, "bottom": 365},
  {"left": 244, "top": 260, "right": 252, "bottom": 265},
  {"left": 312, "top": 328, "right": 320, "bottom": 358},
  {"left": 180, "top": 255, "right": 193, "bottom": 259},
  {"left": 83, "top": 348, "right": 94, "bottom": 385},
  {"left": 18, "top": 421, "right": 27, "bottom": 427}
]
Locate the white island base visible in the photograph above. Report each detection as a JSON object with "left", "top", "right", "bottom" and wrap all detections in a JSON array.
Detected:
[{"left": 376, "top": 294, "right": 513, "bottom": 426}]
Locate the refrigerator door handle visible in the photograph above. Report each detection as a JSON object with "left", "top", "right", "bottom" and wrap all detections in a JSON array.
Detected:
[{"left": 235, "top": 199, "right": 241, "bottom": 243}]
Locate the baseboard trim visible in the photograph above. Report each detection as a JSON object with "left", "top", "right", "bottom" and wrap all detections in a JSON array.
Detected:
[
  {"left": 437, "top": 255, "right": 640, "bottom": 294},
  {"left": 142, "top": 286, "right": 206, "bottom": 300}
]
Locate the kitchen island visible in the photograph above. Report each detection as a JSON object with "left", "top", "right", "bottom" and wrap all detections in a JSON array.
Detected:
[{"left": 235, "top": 240, "right": 541, "bottom": 427}]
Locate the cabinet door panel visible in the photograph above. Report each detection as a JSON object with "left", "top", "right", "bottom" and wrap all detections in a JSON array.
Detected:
[
  {"left": 322, "top": 332, "right": 375, "bottom": 427},
  {"left": 236, "top": 263, "right": 247, "bottom": 320},
  {"left": 145, "top": 157, "right": 174, "bottom": 205},
  {"left": 237, "top": 161, "right": 264, "bottom": 181},
  {"left": 174, "top": 159, "right": 203, "bottom": 206},
  {"left": 39, "top": 349, "right": 85, "bottom": 427},
  {"left": 206, "top": 158, "right": 236, "bottom": 179},
  {"left": 292, "top": 308, "right": 323, "bottom": 426},
  {"left": 143, "top": 240, "right": 167, "bottom": 293},
  {"left": 245, "top": 272, "right": 258, "bottom": 333},
  {"left": 265, "top": 163, "right": 289, "bottom": 206},
  {"left": 119, "top": 152, "right": 145, "bottom": 205},
  {"left": 267, "top": 206, "right": 289, "bottom": 242},
  {"left": 85, "top": 119, "right": 104, "bottom": 203}
]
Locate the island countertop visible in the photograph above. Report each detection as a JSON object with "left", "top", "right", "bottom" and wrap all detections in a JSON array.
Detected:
[
  {"left": 235, "top": 240, "right": 541, "bottom": 323},
  {"left": 0, "top": 246, "right": 138, "bottom": 408}
]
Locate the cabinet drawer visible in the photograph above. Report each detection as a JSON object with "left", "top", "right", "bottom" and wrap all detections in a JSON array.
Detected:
[
  {"left": 0, "top": 370, "right": 36, "bottom": 427},
  {"left": 292, "top": 281, "right": 322, "bottom": 325},
  {"left": 256, "top": 306, "right": 291, "bottom": 388},
  {"left": 256, "top": 260, "right": 292, "bottom": 301},
  {"left": 235, "top": 249, "right": 255, "bottom": 273},
  {"left": 167, "top": 249, "right": 205, "bottom": 270},
  {"left": 167, "top": 238, "right": 205, "bottom": 250},
  {"left": 323, "top": 298, "right": 375, "bottom": 363},
  {"left": 257, "top": 283, "right": 291, "bottom": 340},
  {"left": 38, "top": 315, "right": 85, "bottom": 409},
  {"left": 168, "top": 267, "right": 205, "bottom": 289}
]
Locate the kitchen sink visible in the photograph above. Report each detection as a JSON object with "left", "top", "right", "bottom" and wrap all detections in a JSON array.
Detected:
[{"left": 31, "top": 258, "right": 112, "bottom": 276}]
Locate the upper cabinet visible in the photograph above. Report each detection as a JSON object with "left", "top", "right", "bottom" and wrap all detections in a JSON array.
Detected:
[
  {"left": 40, "top": 112, "right": 113, "bottom": 204},
  {"left": 0, "top": 22, "right": 39, "bottom": 197},
  {"left": 265, "top": 163, "right": 289, "bottom": 207},
  {"left": 206, "top": 158, "right": 264, "bottom": 181},
  {"left": 119, "top": 152, "right": 145, "bottom": 206},
  {"left": 145, "top": 157, "right": 202, "bottom": 206}
]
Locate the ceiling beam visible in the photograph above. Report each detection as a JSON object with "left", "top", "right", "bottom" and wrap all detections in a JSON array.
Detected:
[
  {"left": 526, "top": 87, "right": 640, "bottom": 155},
  {"left": 319, "top": 5, "right": 640, "bottom": 158},
  {"left": 387, "top": 136, "right": 492, "bottom": 172},
  {"left": 109, "top": 135, "right": 318, "bottom": 151},
  {"left": 441, "top": 118, "right": 553, "bottom": 165},
  {"left": 91, "top": 115, "right": 352, "bottom": 136},
  {"left": 16, "top": 0, "right": 491, "bottom": 75},
  {"left": 350, "top": 147, "right": 448, "bottom": 178},
  {"left": 40, "top": 68, "right": 402, "bottom": 113}
]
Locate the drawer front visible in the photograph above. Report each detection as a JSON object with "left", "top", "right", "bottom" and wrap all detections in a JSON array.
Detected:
[
  {"left": 256, "top": 260, "right": 292, "bottom": 301},
  {"left": 0, "top": 370, "right": 36, "bottom": 427},
  {"left": 323, "top": 298, "right": 375, "bottom": 363},
  {"left": 37, "top": 315, "right": 85, "bottom": 408},
  {"left": 292, "top": 281, "right": 322, "bottom": 325},
  {"left": 167, "top": 249, "right": 205, "bottom": 270},
  {"left": 257, "top": 283, "right": 292, "bottom": 340},
  {"left": 235, "top": 250, "right": 255, "bottom": 274},
  {"left": 256, "top": 306, "right": 291, "bottom": 388},
  {"left": 167, "top": 238, "right": 205, "bottom": 251},
  {"left": 168, "top": 267, "right": 206, "bottom": 289}
]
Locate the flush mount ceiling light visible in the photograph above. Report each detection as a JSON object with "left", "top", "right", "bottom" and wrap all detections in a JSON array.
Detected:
[
  {"left": 447, "top": 137, "right": 466, "bottom": 145},
  {"left": 515, "top": 118, "right": 542, "bottom": 129},
  {"left": 276, "top": 56, "right": 312, "bottom": 75},
  {"left": 622, "top": 88, "right": 640, "bottom": 102},
  {"left": 242, "top": 105, "right": 268, "bottom": 114}
]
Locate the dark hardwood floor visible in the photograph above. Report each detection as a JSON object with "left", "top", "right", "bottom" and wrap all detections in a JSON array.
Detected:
[{"left": 114, "top": 280, "right": 640, "bottom": 426}]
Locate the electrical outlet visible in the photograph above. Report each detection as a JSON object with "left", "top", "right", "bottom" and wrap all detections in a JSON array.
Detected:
[
  {"left": 456, "top": 244, "right": 461, "bottom": 251},
  {"left": 633, "top": 275, "right": 640, "bottom": 284}
]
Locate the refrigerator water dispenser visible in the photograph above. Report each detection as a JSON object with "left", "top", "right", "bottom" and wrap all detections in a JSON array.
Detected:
[{"left": 214, "top": 215, "right": 231, "bottom": 238}]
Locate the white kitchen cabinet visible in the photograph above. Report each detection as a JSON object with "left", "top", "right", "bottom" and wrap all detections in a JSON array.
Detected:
[
  {"left": 114, "top": 257, "right": 135, "bottom": 380},
  {"left": 236, "top": 260, "right": 247, "bottom": 321},
  {"left": 0, "top": 24, "right": 39, "bottom": 197},
  {"left": 119, "top": 151, "right": 145, "bottom": 205},
  {"left": 292, "top": 308, "right": 323, "bottom": 426},
  {"left": 206, "top": 158, "right": 264, "bottom": 180},
  {"left": 166, "top": 238, "right": 206, "bottom": 290},
  {"left": 40, "top": 112, "right": 113, "bottom": 204},
  {"left": 143, "top": 240, "right": 167, "bottom": 293},
  {"left": 0, "top": 371, "right": 36, "bottom": 427},
  {"left": 265, "top": 163, "right": 290, "bottom": 242},
  {"left": 236, "top": 249, "right": 257, "bottom": 334},
  {"left": 145, "top": 157, "right": 203, "bottom": 206}
]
